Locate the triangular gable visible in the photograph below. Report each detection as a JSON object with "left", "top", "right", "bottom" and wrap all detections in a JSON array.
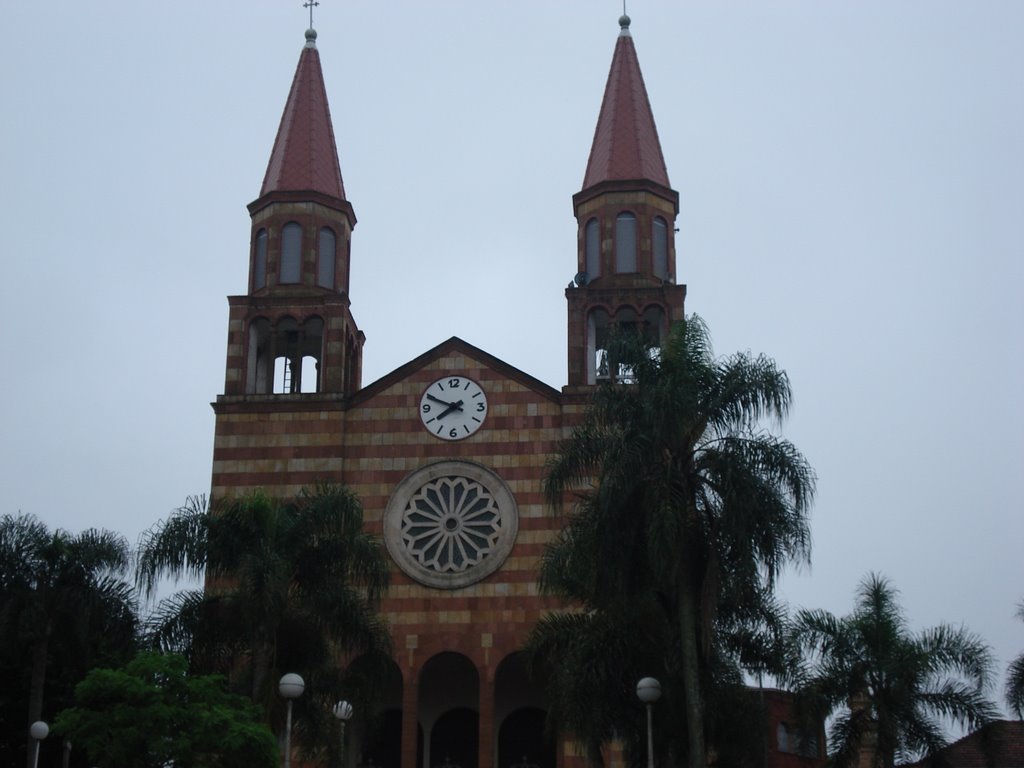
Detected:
[{"left": 349, "top": 337, "right": 563, "bottom": 408}]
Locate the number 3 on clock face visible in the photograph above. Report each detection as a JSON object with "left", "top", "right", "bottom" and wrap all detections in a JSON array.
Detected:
[{"left": 419, "top": 376, "right": 488, "bottom": 441}]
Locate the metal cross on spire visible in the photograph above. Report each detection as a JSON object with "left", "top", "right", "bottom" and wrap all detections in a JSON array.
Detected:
[{"left": 304, "top": 0, "right": 320, "bottom": 29}]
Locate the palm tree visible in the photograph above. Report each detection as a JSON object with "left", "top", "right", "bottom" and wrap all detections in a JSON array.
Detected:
[
  {"left": 539, "top": 316, "right": 815, "bottom": 768},
  {"left": 789, "top": 573, "right": 997, "bottom": 768},
  {"left": 527, "top": 516, "right": 791, "bottom": 768},
  {"left": 1005, "top": 601, "right": 1024, "bottom": 718},
  {"left": 136, "top": 484, "right": 391, "bottom": 716},
  {"left": 0, "top": 513, "right": 137, "bottom": 768},
  {"left": 526, "top": 594, "right": 674, "bottom": 767}
]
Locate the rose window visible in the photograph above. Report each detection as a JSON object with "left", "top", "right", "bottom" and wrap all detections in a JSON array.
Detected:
[
  {"left": 384, "top": 460, "right": 518, "bottom": 589},
  {"left": 400, "top": 476, "right": 502, "bottom": 573}
]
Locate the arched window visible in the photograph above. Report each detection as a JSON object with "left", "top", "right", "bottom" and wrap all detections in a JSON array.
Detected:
[
  {"left": 300, "top": 316, "right": 324, "bottom": 394},
  {"left": 317, "top": 227, "right": 336, "bottom": 289},
  {"left": 776, "top": 723, "right": 790, "bottom": 753},
  {"left": 253, "top": 229, "right": 268, "bottom": 290},
  {"left": 588, "top": 306, "right": 666, "bottom": 384},
  {"left": 615, "top": 213, "right": 637, "bottom": 272},
  {"left": 300, "top": 356, "right": 319, "bottom": 393},
  {"left": 250, "top": 316, "right": 324, "bottom": 395},
  {"left": 641, "top": 305, "right": 666, "bottom": 349},
  {"left": 776, "top": 721, "right": 819, "bottom": 757},
  {"left": 585, "top": 218, "right": 600, "bottom": 278},
  {"left": 588, "top": 308, "right": 611, "bottom": 384},
  {"left": 613, "top": 307, "right": 640, "bottom": 383},
  {"left": 280, "top": 222, "right": 302, "bottom": 284},
  {"left": 247, "top": 317, "right": 272, "bottom": 394},
  {"left": 652, "top": 216, "right": 668, "bottom": 279},
  {"left": 272, "top": 318, "right": 301, "bottom": 393}
]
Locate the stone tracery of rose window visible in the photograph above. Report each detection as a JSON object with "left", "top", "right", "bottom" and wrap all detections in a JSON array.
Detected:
[{"left": 400, "top": 476, "right": 502, "bottom": 573}]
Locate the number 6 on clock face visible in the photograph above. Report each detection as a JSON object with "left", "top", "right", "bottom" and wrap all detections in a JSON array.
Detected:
[{"left": 419, "top": 376, "right": 488, "bottom": 441}]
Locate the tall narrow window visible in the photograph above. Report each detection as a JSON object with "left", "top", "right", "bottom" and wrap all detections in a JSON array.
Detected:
[
  {"left": 776, "top": 724, "right": 790, "bottom": 754},
  {"left": 652, "top": 217, "right": 668, "bottom": 279},
  {"left": 615, "top": 213, "right": 637, "bottom": 273},
  {"left": 585, "top": 218, "right": 600, "bottom": 278},
  {"left": 281, "top": 222, "right": 302, "bottom": 284},
  {"left": 642, "top": 305, "right": 666, "bottom": 351},
  {"left": 588, "top": 308, "right": 611, "bottom": 384},
  {"left": 317, "top": 227, "right": 336, "bottom": 289},
  {"left": 300, "top": 355, "right": 319, "bottom": 393},
  {"left": 248, "top": 317, "right": 272, "bottom": 394},
  {"left": 613, "top": 307, "right": 640, "bottom": 383},
  {"left": 253, "top": 229, "right": 268, "bottom": 289}
]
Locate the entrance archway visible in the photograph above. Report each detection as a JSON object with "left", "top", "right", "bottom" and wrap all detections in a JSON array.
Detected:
[
  {"left": 430, "top": 707, "right": 479, "bottom": 768},
  {"left": 347, "top": 654, "right": 408, "bottom": 768},
  {"left": 497, "top": 708, "right": 553, "bottom": 768},
  {"left": 494, "top": 653, "right": 552, "bottom": 768},
  {"left": 419, "top": 652, "right": 480, "bottom": 768},
  {"left": 361, "top": 709, "right": 419, "bottom": 768}
]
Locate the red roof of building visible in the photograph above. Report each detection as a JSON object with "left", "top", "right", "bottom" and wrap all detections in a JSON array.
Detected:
[
  {"left": 260, "top": 31, "right": 347, "bottom": 200},
  {"left": 904, "top": 721, "right": 1024, "bottom": 768},
  {"left": 581, "top": 18, "right": 671, "bottom": 192}
]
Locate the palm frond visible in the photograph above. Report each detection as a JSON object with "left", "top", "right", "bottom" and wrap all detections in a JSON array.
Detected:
[
  {"left": 136, "top": 495, "right": 210, "bottom": 597},
  {"left": 1005, "top": 651, "right": 1024, "bottom": 718},
  {"left": 143, "top": 589, "right": 208, "bottom": 654},
  {"left": 1009, "top": 601, "right": 1024, "bottom": 717},
  {"left": 918, "top": 624, "right": 994, "bottom": 688}
]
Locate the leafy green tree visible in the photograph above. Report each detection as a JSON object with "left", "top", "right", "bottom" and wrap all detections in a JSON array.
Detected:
[
  {"left": 0, "top": 514, "right": 137, "bottom": 768},
  {"left": 1005, "top": 600, "right": 1024, "bottom": 718},
  {"left": 789, "top": 573, "right": 997, "bottom": 768},
  {"left": 536, "top": 316, "right": 815, "bottom": 768},
  {"left": 53, "top": 651, "right": 276, "bottom": 768},
  {"left": 136, "top": 484, "right": 391, "bottom": 723}
]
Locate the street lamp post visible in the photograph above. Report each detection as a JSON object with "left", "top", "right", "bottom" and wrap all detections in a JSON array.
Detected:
[
  {"left": 279, "top": 673, "right": 305, "bottom": 768},
  {"left": 29, "top": 720, "right": 49, "bottom": 768},
  {"left": 636, "top": 677, "right": 662, "bottom": 768},
  {"left": 332, "top": 700, "right": 354, "bottom": 768}
]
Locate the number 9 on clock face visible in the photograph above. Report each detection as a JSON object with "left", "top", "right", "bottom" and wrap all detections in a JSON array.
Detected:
[{"left": 419, "top": 376, "right": 488, "bottom": 440}]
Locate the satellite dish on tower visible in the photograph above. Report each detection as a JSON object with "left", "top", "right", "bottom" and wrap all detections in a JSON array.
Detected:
[{"left": 574, "top": 271, "right": 590, "bottom": 287}]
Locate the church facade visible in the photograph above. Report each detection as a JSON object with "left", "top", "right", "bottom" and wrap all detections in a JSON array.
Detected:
[{"left": 209, "top": 16, "right": 815, "bottom": 768}]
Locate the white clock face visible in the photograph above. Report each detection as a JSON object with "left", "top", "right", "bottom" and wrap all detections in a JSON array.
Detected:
[{"left": 419, "top": 376, "right": 488, "bottom": 440}]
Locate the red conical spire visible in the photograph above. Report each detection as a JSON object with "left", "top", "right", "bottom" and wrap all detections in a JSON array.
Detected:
[
  {"left": 260, "top": 28, "right": 346, "bottom": 200},
  {"left": 581, "top": 15, "right": 670, "bottom": 192}
]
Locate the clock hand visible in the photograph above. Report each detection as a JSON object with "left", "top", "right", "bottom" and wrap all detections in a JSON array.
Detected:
[
  {"left": 437, "top": 400, "right": 465, "bottom": 420},
  {"left": 426, "top": 393, "right": 462, "bottom": 420}
]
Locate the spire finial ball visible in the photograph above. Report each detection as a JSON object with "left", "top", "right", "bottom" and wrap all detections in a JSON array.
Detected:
[
  {"left": 619, "top": 14, "right": 631, "bottom": 29},
  {"left": 305, "top": 27, "right": 318, "bottom": 48}
]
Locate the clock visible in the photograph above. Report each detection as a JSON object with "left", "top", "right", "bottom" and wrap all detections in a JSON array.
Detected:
[{"left": 419, "top": 376, "right": 488, "bottom": 440}]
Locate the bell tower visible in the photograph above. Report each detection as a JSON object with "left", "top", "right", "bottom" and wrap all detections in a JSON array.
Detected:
[
  {"left": 223, "top": 27, "right": 363, "bottom": 398},
  {"left": 211, "top": 26, "right": 361, "bottom": 501},
  {"left": 566, "top": 15, "right": 686, "bottom": 387}
]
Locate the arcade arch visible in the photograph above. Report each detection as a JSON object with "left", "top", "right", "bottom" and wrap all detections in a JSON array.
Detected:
[
  {"left": 494, "top": 653, "right": 552, "bottom": 768},
  {"left": 419, "top": 653, "right": 480, "bottom": 768}
]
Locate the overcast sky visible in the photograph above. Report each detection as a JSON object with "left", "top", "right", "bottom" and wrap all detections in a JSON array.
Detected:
[{"left": 1, "top": 0, "right": 1021, "bottom": 723}]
